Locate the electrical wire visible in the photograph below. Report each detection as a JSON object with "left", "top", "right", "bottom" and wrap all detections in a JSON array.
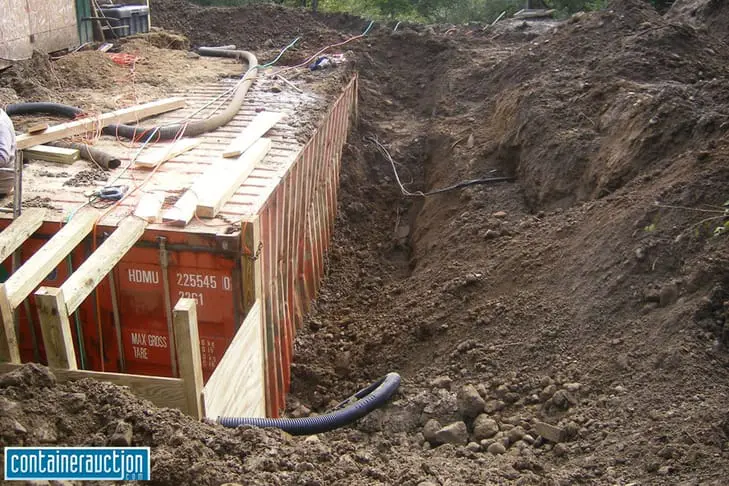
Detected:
[
  {"left": 277, "top": 21, "right": 375, "bottom": 75},
  {"left": 365, "top": 135, "right": 515, "bottom": 197}
]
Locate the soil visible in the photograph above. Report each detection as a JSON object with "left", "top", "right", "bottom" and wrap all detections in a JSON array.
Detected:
[{"left": 3, "top": 0, "right": 729, "bottom": 484}]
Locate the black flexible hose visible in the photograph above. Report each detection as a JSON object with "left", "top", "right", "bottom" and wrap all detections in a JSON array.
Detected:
[
  {"left": 5, "top": 48, "right": 258, "bottom": 141},
  {"left": 217, "top": 372, "right": 401, "bottom": 435}
]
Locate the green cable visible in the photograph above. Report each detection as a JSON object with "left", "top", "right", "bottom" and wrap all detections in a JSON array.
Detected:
[
  {"left": 260, "top": 37, "right": 301, "bottom": 69},
  {"left": 363, "top": 20, "right": 375, "bottom": 35}
]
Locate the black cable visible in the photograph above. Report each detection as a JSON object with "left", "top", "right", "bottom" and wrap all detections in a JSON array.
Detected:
[{"left": 365, "top": 135, "right": 515, "bottom": 197}]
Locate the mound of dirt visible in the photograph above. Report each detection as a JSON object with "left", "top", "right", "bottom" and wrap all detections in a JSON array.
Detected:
[
  {"left": 668, "top": 0, "right": 729, "bottom": 41},
  {"left": 150, "top": 0, "right": 354, "bottom": 60},
  {"left": 4, "top": 0, "right": 729, "bottom": 484},
  {"left": 54, "top": 51, "right": 128, "bottom": 89}
]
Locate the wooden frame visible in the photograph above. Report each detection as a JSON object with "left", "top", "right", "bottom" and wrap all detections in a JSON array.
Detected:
[{"left": 0, "top": 296, "right": 204, "bottom": 418}]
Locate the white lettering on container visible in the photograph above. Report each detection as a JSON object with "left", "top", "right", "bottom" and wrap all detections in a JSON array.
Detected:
[
  {"left": 129, "top": 332, "right": 168, "bottom": 361},
  {"left": 176, "top": 273, "right": 217, "bottom": 289},
  {"left": 127, "top": 269, "right": 160, "bottom": 285},
  {"left": 178, "top": 291, "right": 204, "bottom": 307}
]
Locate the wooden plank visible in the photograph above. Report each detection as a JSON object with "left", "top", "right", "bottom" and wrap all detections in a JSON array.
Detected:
[
  {"left": 134, "top": 138, "right": 202, "bottom": 169},
  {"left": 61, "top": 216, "right": 146, "bottom": 314},
  {"left": 35, "top": 287, "right": 77, "bottom": 370},
  {"left": 23, "top": 145, "right": 80, "bottom": 164},
  {"left": 196, "top": 138, "right": 272, "bottom": 219},
  {"left": 4, "top": 210, "right": 97, "bottom": 309},
  {"left": 27, "top": 123, "right": 49, "bottom": 134},
  {"left": 0, "top": 285, "right": 20, "bottom": 363},
  {"left": 0, "top": 362, "right": 188, "bottom": 413},
  {"left": 161, "top": 190, "right": 197, "bottom": 227},
  {"left": 202, "top": 301, "right": 265, "bottom": 418},
  {"left": 0, "top": 208, "right": 45, "bottom": 264},
  {"left": 173, "top": 298, "right": 204, "bottom": 420},
  {"left": 240, "top": 217, "right": 258, "bottom": 314},
  {"left": 16, "top": 98, "right": 186, "bottom": 149},
  {"left": 163, "top": 138, "right": 272, "bottom": 225},
  {"left": 133, "top": 192, "right": 165, "bottom": 223},
  {"left": 222, "top": 111, "right": 284, "bottom": 158}
]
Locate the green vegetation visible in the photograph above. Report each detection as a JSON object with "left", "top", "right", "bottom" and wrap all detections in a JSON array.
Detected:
[{"left": 187, "top": 0, "right": 622, "bottom": 23}]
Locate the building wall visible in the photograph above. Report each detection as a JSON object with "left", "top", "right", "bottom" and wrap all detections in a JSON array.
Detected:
[{"left": 0, "top": 0, "right": 79, "bottom": 66}]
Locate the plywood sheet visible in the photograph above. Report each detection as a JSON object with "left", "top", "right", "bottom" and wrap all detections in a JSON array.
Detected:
[{"left": 202, "top": 301, "right": 265, "bottom": 418}]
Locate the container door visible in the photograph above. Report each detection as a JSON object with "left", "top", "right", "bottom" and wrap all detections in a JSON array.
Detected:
[{"left": 75, "top": 0, "right": 93, "bottom": 44}]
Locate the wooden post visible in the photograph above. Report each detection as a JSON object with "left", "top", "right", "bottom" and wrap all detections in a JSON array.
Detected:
[
  {"left": 241, "top": 216, "right": 261, "bottom": 315},
  {"left": 173, "top": 298, "right": 204, "bottom": 420},
  {"left": 35, "top": 287, "right": 77, "bottom": 370},
  {"left": 0, "top": 285, "right": 20, "bottom": 363}
]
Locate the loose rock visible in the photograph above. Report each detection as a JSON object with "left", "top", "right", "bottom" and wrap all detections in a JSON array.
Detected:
[
  {"left": 108, "top": 421, "right": 133, "bottom": 447},
  {"left": 484, "top": 400, "right": 506, "bottom": 413},
  {"left": 457, "top": 384, "right": 486, "bottom": 419},
  {"left": 473, "top": 414, "right": 499, "bottom": 440},
  {"left": 534, "top": 421, "right": 565, "bottom": 443},
  {"left": 434, "top": 421, "right": 469, "bottom": 446},
  {"left": 430, "top": 376, "right": 453, "bottom": 390},
  {"left": 487, "top": 442, "right": 507, "bottom": 455},
  {"left": 553, "top": 443, "right": 568, "bottom": 457},
  {"left": 423, "top": 419, "right": 441, "bottom": 444}
]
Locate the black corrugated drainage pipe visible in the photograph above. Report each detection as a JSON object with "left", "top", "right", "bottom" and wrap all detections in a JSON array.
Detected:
[
  {"left": 217, "top": 373, "right": 402, "bottom": 436},
  {"left": 5, "top": 48, "right": 258, "bottom": 141}
]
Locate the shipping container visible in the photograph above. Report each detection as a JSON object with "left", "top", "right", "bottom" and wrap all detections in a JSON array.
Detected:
[{"left": 0, "top": 72, "right": 358, "bottom": 417}]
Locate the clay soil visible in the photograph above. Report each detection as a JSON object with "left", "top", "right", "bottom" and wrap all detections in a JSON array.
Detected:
[{"left": 3, "top": 0, "right": 729, "bottom": 484}]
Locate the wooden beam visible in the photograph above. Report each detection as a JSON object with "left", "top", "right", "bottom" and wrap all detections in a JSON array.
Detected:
[
  {"left": 0, "top": 362, "right": 188, "bottom": 413},
  {"left": 0, "top": 285, "right": 19, "bottom": 363},
  {"left": 35, "top": 287, "right": 77, "bottom": 369},
  {"left": 161, "top": 190, "right": 197, "bottom": 227},
  {"left": 23, "top": 145, "right": 80, "bottom": 164},
  {"left": 4, "top": 210, "right": 98, "bottom": 309},
  {"left": 222, "top": 111, "right": 284, "bottom": 158},
  {"left": 134, "top": 138, "right": 201, "bottom": 169},
  {"left": 197, "top": 138, "right": 272, "bottom": 218},
  {"left": 61, "top": 216, "right": 146, "bottom": 314},
  {"left": 203, "top": 300, "right": 264, "bottom": 419},
  {"left": 173, "top": 298, "right": 204, "bottom": 420},
  {"left": 0, "top": 208, "right": 45, "bottom": 264},
  {"left": 134, "top": 192, "right": 165, "bottom": 223},
  {"left": 163, "top": 138, "right": 272, "bottom": 225},
  {"left": 16, "top": 98, "right": 186, "bottom": 150},
  {"left": 240, "top": 216, "right": 260, "bottom": 315}
]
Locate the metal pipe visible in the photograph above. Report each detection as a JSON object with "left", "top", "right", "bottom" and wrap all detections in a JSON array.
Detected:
[
  {"left": 108, "top": 268, "right": 125, "bottom": 372},
  {"left": 158, "top": 237, "right": 178, "bottom": 377}
]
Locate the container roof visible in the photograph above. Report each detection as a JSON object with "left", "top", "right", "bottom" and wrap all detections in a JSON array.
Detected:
[{"left": 3, "top": 70, "right": 326, "bottom": 236}]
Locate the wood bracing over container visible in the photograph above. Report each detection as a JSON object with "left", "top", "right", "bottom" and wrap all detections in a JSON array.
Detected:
[{"left": 0, "top": 72, "right": 358, "bottom": 419}]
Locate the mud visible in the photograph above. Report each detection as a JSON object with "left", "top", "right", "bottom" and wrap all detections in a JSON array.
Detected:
[{"left": 2, "top": 0, "right": 729, "bottom": 484}]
